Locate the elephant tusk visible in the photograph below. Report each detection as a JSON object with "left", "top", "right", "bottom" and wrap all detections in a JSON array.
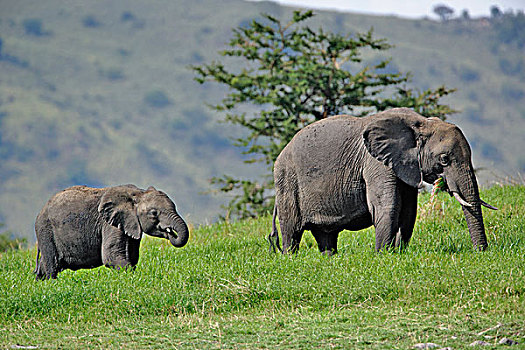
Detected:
[
  {"left": 481, "top": 199, "right": 498, "bottom": 210},
  {"left": 452, "top": 192, "right": 473, "bottom": 207},
  {"left": 166, "top": 227, "right": 178, "bottom": 238}
]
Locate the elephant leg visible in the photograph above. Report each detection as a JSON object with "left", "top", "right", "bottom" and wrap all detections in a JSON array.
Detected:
[
  {"left": 101, "top": 227, "right": 140, "bottom": 269},
  {"left": 373, "top": 214, "right": 399, "bottom": 251},
  {"left": 367, "top": 177, "right": 401, "bottom": 252},
  {"left": 36, "top": 220, "right": 60, "bottom": 279},
  {"left": 311, "top": 229, "right": 339, "bottom": 256},
  {"left": 275, "top": 189, "right": 303, "bottom": 254},
  {"left": 280, "top": 221, "right": 304, "bottom": 254},
  {"left": 102, "top": 248, "right": 134, "bottom": 269},
  {"left": 126, "top": 238, "right": 141, "bottom": 267},
  {"left": 395, "top": 183, "right": 418, "bottom": 249}
]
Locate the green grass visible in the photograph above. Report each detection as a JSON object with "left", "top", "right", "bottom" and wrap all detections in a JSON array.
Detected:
[{"left": 1, "top": 185, "right": 524, "bottom": 349}]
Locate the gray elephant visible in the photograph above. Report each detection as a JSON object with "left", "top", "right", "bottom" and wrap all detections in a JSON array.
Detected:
[
  {"left": 269, "top": 108, "right": 497, "bottom": 254},
  {"left": 34, "top": 184, "right": 189, "bottom": 279}
]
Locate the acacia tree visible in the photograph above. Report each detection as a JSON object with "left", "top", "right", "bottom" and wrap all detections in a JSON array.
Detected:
[
  {"left": 193, "top": 11, "right": 455, "bottom": 220},
  {"left": 433, "top": 5, "right": 455, "bottom": 22}
]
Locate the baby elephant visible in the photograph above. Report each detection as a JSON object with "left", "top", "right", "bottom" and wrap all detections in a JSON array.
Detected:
[{"left": 34, "top": 185, "right": 189, "bottom": 280}]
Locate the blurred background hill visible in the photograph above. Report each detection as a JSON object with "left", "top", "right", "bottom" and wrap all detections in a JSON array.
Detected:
[{"left": 1, "top": 0, "right": 524, "bottom": 241}]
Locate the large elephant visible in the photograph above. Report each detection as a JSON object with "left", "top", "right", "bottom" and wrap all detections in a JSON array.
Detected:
[
  {"left": 34, "top": 184, "right": 189, "bottom": 279},
  {"left": 269, "top": 108, "right": 497, "bottom": 254}
]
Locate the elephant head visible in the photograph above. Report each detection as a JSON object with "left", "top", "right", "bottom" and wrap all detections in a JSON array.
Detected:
[
  {"left": 97, "top": 185, "right": 189, "bottom": 247},
  {"left": 363, "top": 108, "right": 497, "bottom": 250}
]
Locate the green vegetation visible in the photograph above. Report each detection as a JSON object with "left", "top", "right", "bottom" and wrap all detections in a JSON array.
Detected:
[
  {"left": 143, "top": 89, "right": 173, "bottom": 109},
  {"left": 194, "top": 10, "right": 455, "bottom": 219},
  {"left": 0, "top": 223, "right": 26, "bottom": 252},
  {"left": 1, "top": 185, "right": 523, "bottom": 348},
  {"left": 491, "top": 9, "right": 525, "bottom": 49},
  {"left": 22, "top": 18, "right": 51, "bottom": 36},
  {"left": 1, "top": 1, "right": 524, "bottom": 241}
]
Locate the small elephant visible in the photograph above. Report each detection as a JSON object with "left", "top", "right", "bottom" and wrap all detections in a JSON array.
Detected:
[
  {"left": 34, "top": 184, "right": 189, "bottom": 279},
  {"left": 269, "top": 108, "right": 497, "bottom": 254}
]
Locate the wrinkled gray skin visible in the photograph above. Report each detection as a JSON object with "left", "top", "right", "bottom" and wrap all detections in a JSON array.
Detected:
[
  {"left": 269, "top": 108, "right": 497, "bottom": 255},
  {"left": 34, "top": 184, "right": 189, "bottom": 280}
]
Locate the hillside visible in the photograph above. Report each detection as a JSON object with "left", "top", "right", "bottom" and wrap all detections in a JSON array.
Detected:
[{"left": 0, "top": 0, "right": 524, "bottom": 240}]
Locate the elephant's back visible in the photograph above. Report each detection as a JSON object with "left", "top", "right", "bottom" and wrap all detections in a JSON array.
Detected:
[
  {"left": 41, "top": 184, "right": 140, "bottom": 217},
  {"left": 277, "top": 115, "right": 364, "bottom": 167},
  {"left": 45, "top": 186, "right": 105, "bottom": 211}
]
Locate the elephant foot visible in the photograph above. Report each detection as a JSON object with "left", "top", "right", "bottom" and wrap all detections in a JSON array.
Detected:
[
  {"left": 267, "top": 233, "right": 282, "bottom": 253},
  {"left": 36, "top": 272, "right": 57, "bottom": 280},
  {"left": 320, "top": 249, "right": 337, "bottom": 256},
  {"left": 105, "top": 261, "right": 136, "bottom": 271}
]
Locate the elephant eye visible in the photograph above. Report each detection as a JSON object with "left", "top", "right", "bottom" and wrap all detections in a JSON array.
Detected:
[
  {"left": 148, "top": 209, "right": 159, "bottom": 218},
  {"left": 439, "top": 154, "right": 450, "bottom": 166}
]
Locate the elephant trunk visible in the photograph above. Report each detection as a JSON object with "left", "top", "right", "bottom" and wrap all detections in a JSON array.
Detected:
[
  {"left": 447, "top": 166, "right": 488, "bottom": 251},
  {"left": 165, "top": 212, "right": 189, "bottom": 247},
  {"left": 462, "top": 203, "right": 487, "bottom": 251}
]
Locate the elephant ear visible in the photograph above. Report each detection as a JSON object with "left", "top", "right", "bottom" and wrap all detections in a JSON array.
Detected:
[
  {"left": 363, "top": 114, "right": 422, "bottom": 188},
  {"left": 98, "top": 188, "right": 142, "bottom": 239}
]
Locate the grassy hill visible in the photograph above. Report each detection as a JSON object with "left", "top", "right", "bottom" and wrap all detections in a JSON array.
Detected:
[
  {"left": 0, "top": 186, "right": 524, "bottom": 348},
  {"left": 0, "top": 0, "right": 524, "bottom": 240}
]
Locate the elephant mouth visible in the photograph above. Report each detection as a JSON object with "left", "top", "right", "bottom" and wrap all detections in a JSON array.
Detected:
[
  {"left": 164, "top": 227, "right": 179, "bottom": 239},
  {"left": 156, "top": 225, "right": 178, "bottom": 239},
  {"left": 437, "top": 175, "right": 497, "bottom": 210}
]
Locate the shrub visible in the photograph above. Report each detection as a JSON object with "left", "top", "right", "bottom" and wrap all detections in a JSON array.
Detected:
[
  {"left": 501, "top": 84, "right": 524, "bottom": 101},
  {"left": 98, "top": 67, "right": 125, "bottom": 81},
  {"left": 459, "top": 66, "right": 480, "bottom": 82},
  {"left": 121, "top": 11, "right": 136, "bottom": 22},
  {"left": 143, "top": 90, "right": 172, "bottom": 108},
  {"left": 82, "top": 15, "right": 101, "bottom": 28},
  {"left": 479, "top": 140, "right": 503, "bottom": 162},
  {"left": 0, "top": 224, "right": 26, "bottom": 252},
  {"left": 23, "top": 18, "right": 49, "bottom": 36},
  {"left": 499, "top": 57, "right": 524, "bottom": 77}
]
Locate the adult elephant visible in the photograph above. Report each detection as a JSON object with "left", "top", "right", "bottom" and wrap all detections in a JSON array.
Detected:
[
  {"left": 35, "top": 184, "right": 189, "bottom": 279},
  {"left": 269, "top": 108, "right": 497, "bottom": 254}
]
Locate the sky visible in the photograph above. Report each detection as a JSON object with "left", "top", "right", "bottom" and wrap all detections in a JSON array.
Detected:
[{"left": 249, "top": 0, "right": 524, "bottom": 19}]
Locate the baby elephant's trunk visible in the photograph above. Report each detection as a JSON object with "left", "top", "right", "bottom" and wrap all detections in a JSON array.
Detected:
[{"left": 166, "top": 212, "right": 189, "bottom": 247}]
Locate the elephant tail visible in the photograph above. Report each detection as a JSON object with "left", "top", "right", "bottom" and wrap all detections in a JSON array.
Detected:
[
  {"left": 34, "top": 248, "right": 41, "bottom": 275},
  {"left": 268, "top": 205, "right": 282, "bottom": 253}
]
